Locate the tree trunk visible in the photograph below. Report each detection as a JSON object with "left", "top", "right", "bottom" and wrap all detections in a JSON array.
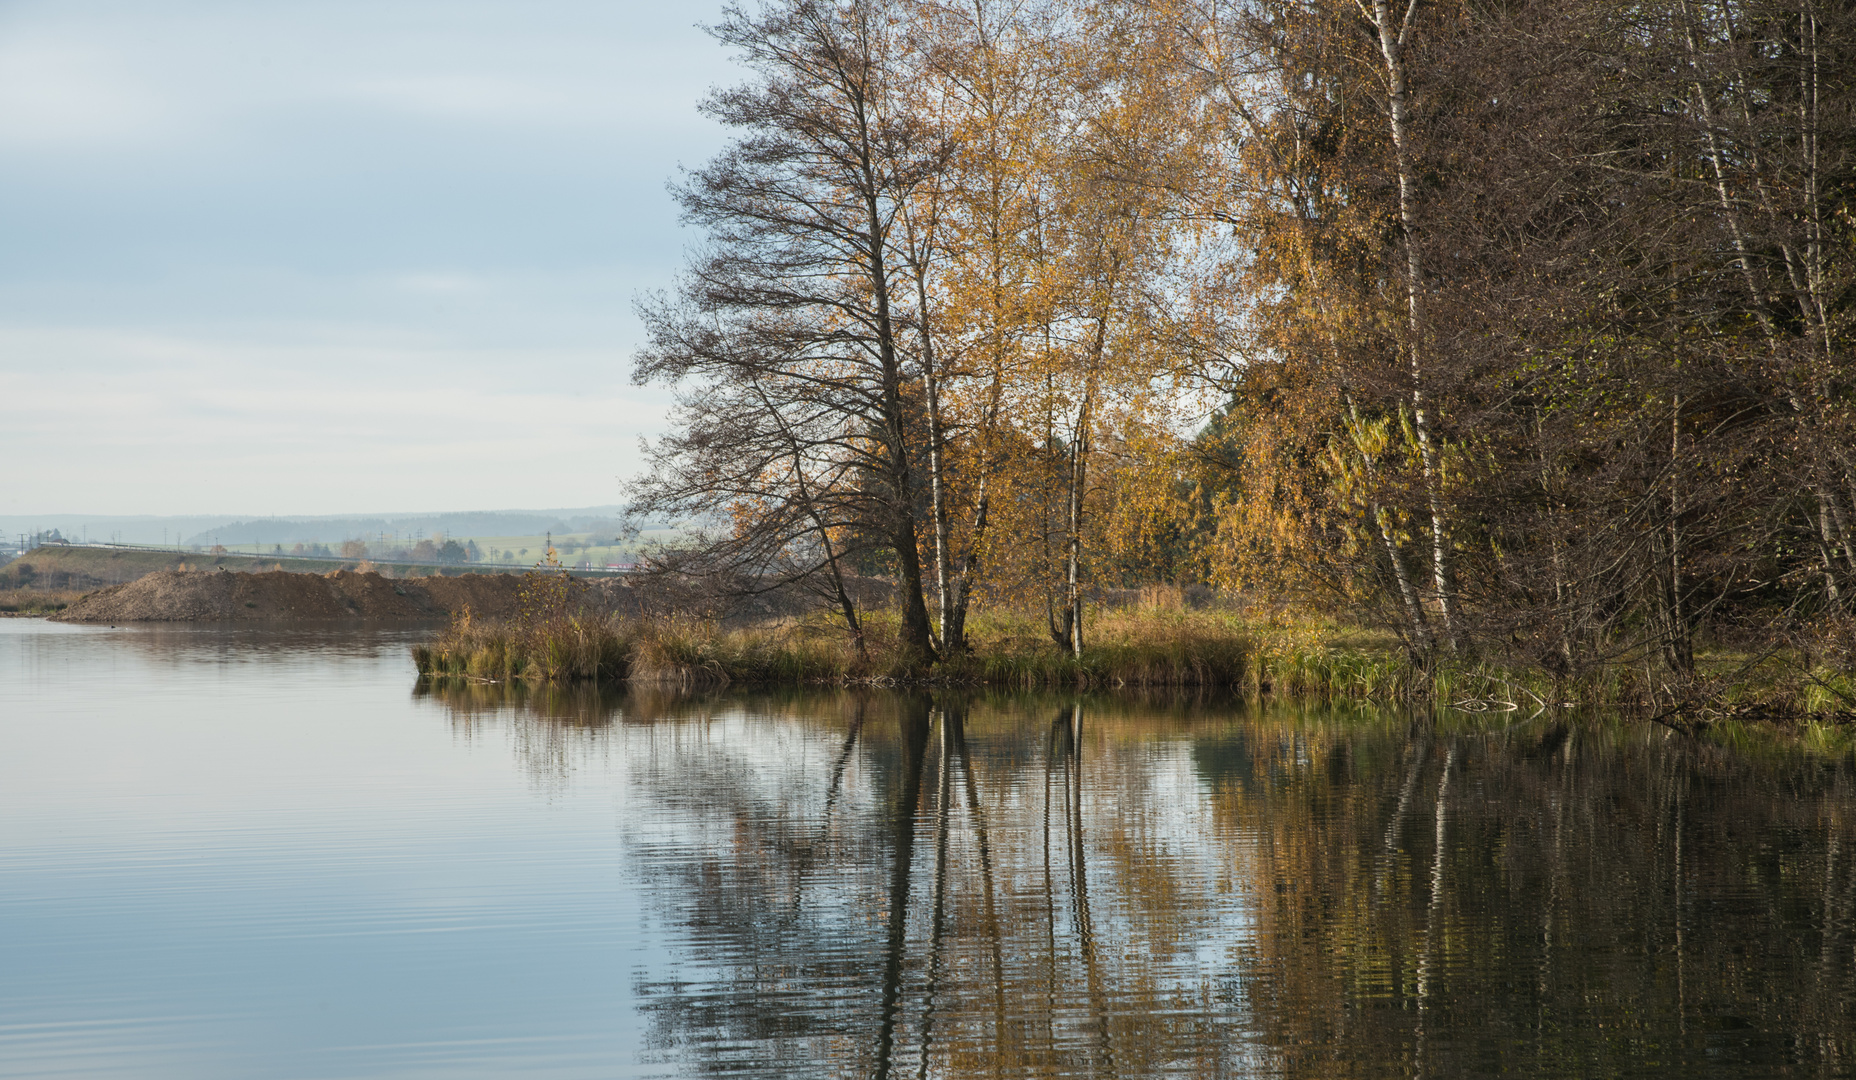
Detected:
[
  {"left": 903, "top": 201, "right": 957, "bottom": 654},
  {"left": 1349, "top": 398, "right": 1433, "bottom": 653},
  {"left": 1368, "top": 0, "right": 1458, "bottom": 651},
  {"left": 1664, "top": 395, "right": 1694, "bottom": 675},
  {"left": 1818, "top": 501, "right": 1842, "bottom": 605},
  {"left": 947, "top": 468, "right": 990, "bottom": 655},
  {"left": 1064, "top": 393, "right": 1089, "bottom": 659},
  {"left": 859, "top": 140, "right": 937, "bottom": 663},
  {"left": 1055, "top": 316, "right": 1106, "bottom": 658},
  {"left": 1825, "top": 488, "right": 1856, "bottom": 576}
]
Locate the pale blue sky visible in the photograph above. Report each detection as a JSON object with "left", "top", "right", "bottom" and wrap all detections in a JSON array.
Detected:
[{"left": 1, "top": 0, "right": 733, "bottom": 516}]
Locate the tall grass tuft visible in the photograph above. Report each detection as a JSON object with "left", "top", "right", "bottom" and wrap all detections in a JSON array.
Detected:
[
  {"left": 945, "top": 606, "right": 1256, "bottom": 689},
  {"left": 413, "top": 605, "right": 632, "bottom": 682},
  {"left": 627, "top": 617, "right": 853, "bottom": 686},
  {"left": 414, "top": 609, "right": 862, "bottom": 687}
]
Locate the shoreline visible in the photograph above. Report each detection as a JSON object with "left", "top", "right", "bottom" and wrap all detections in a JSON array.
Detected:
[{"left": 410, "top": 609, "right": 1856, "bottom": 751}]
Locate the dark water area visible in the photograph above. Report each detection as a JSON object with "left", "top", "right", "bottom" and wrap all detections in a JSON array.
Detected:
[{"left": 2, "top": 621, "right": 1853, "bottom": 1078}]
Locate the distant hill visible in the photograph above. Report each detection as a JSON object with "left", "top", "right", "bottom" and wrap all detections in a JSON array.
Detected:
[
  {"left": 0, "top": 515, "right": 239, "bottom": 547},
  {"left": 178, "top": 508, "right": 632, "bottom": 547},
  {"left": 0, "top": 507, "right": 638, "bottom": 548}
]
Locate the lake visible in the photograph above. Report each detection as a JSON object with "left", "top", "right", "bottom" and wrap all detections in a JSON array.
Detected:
[{"left": 2, "top": 619, "right": 1852, "bottom": 1078}]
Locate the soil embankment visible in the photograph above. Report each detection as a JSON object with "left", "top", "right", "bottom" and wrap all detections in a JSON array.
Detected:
[
  {"left": 43, "top": 558, "right": 892, "bottom": 626},
  {"left": 5, "top": 544, "right": 540, "bottom": 592},
  {"left": 51, "top": 569, "right": 561, "bottom": 623}
]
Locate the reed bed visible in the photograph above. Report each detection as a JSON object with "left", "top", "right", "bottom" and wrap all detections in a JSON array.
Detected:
[
  {"left": 0, "top": 588, "right": 88, "bottom": 615},
  {"left": 413, "top": 610, "right": 858, "bottom": 687},
  {"left": 415, "top": 604, "right": 1400, "bottom": 694},
  {"left": 946, "top": 607, "right": 1256, "bottom": 689},
  {"left": 413, "top": 610, "right": 634, "bottom": 682},
  {"left": 411, "top": 603, "right": 1856, "bottom": 742}
]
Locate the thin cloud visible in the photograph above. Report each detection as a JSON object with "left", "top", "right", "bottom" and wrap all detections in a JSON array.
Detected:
[
  {"left": 0, "top": 0, "right": 729, "bottom": 515},
  {"left": 0, "top": 326, "right": 666, "bottom": 515},
  {"left": 385, "top": 272, "right": 493, "bottom": 296},
  {"left": 0, "top": 39, "right": 185, "bottom": 149}
]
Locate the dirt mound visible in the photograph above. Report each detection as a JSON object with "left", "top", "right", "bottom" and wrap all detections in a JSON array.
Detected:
[
  {"left": 49, "top": 564, "right": 886, "bottom": 626},
  {"left": 52, "top": 569, "right": 536, "bottom": 623}
]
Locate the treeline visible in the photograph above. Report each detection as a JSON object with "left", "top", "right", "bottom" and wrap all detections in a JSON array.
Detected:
[{"left": 629, "top": 0, "right": 1853, "bottom": 681}]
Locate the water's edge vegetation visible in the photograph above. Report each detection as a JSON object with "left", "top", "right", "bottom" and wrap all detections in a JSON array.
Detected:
[{"left": 412, "top": 598, "right": 1856, "bottom": 754}]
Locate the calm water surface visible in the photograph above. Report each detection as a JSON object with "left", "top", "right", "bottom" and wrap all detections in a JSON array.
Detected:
[{"left": 2, "top": 620, "right": 1853, "bottom": 1078}]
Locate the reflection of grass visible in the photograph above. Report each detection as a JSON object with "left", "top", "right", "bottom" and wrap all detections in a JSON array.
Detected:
[
  {"left": 0, "top": 588, "right": 89, "bottom": 614},
  {"left": 413, "top": 675, "right": 635, "bottom": 725}
]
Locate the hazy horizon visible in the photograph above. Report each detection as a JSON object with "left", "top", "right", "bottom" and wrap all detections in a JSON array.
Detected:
[
  {"left": 1, "top": 0, "right": 736, "bottom": 516},
  {"left": 0, "top": 505, "right": 641, "bottom": 547}
]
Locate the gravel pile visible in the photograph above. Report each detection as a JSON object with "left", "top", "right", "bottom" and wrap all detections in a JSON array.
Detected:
[{"left": 52, "top": 569, "right": 535, "bottom": 623}]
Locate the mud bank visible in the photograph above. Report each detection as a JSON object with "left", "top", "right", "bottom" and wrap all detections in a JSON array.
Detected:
[{"left": 50, "top": 569, "right": 572, "bottom": 623}]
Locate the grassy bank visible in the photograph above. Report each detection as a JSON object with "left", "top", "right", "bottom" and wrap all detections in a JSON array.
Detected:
[
  {"left": 414, "top": 605, "right": 1422, "bottom": 694},
  {"left": 413, "top": 603, "right": 1856, "bottom": 746}
]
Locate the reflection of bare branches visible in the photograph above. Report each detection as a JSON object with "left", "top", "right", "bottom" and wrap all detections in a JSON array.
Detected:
[
  {"left": 915, "top": 710, "right": 955, "bottom": 1080},
  {"left": 949, "top": 708, "right": 1009, "bottom": 1077},
  {"left": 597, "top": 691, "right": 1856, "bottom": 1078},
  {"left": 622, "top": 694, "right": 1259, "bottom": 1076},
  {"left": 1413, "top": 743, "right": 1456, "bottom": 1080},
  {"left": 1054, "top": 704, "right": 1116, "bottom": 1078},
  {"left": 1378, "top": 730, "right": 1430, "bottom": 896},
  {"left": 1214, "top": 706, "right": 1856, "bottom": 1079},
  {"left": 874, "top": 701, "right": 931, "bottom": 1080}
]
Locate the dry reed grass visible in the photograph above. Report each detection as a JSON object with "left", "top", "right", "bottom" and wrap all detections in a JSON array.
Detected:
[
  {"left": 0, "top": 588, "right": 88, "bottom": 615},
  {"left": 416, "top": 603, "right": 1371, "bottom": 692},
  {"left": 411, "top": 599, "right": 1856, "bottom": 739}
]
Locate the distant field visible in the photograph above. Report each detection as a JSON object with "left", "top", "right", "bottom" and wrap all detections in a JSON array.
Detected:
[
  {"left": 159, "top": 527, "right": 686, "bottom": 569},
  {"left": 5, "top": 545, "right": 306, "bottom": 586},
  {"left": 464, "top": 527, "right": 687, "bottom": 568},
  {"left": 0, "top": 523, "right": 694, "bottom": 600}
]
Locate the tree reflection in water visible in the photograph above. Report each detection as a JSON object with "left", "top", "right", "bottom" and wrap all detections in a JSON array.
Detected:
[{"left": 418, "top": 682, "right": 1856, "bottom": 1078}]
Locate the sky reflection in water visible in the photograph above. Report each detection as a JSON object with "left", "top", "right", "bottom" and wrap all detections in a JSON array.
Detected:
[{"left": 2, "top": 621, "right": 1852, "bottom": 1078}]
